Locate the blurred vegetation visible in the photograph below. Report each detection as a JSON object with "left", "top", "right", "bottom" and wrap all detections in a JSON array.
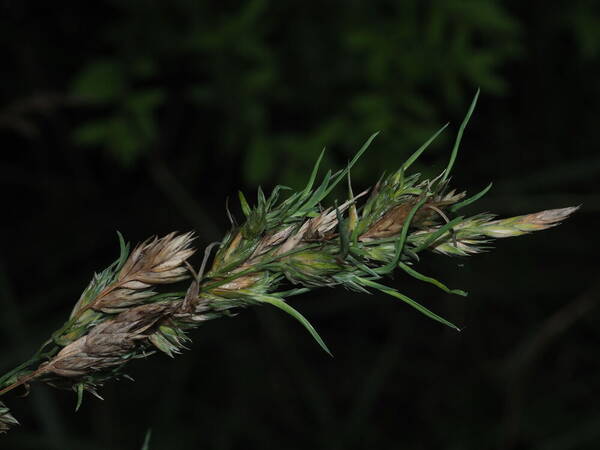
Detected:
[
  {"left": 68, "top": 0, "right": 521, "bottom": 186},
  {"left": 0, "top": 1, "right": 598, "bottom": 449}
]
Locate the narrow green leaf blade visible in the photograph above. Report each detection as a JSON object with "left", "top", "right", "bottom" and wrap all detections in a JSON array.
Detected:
[
  {"left": 442, "top": 89, "right": 480, "bottom": 182},
  {"left": 75, "top": 383, "right": 84, "bottom": 412},
  {"left": 401, "top": 122, "right": 449, "bottom": 171},
  {"left": 296, "top": 169, "right": 333, "bottom": 214},
  {"left": 257, "top": 186, "right": 266, "bottom": 208},
  {"left": 115, "top": 230, "right": 130, "bottom": 271},
  {"left": 450, "top": 182, "right": 493, "bottom": 213},
  {"left": 238, "top": 191, "right": 252, "bottom": 217},
  {"left": 256, "top": 294, "right": 332, "bottom": 356},
  {"left": 398, "top": 262, "right": 468, "bottom": 296},
  {"left": 357, "top": 277, "right": 460, "bottom": 331},
  {"left": 321, "top": 132, "right": 379, "bottom": 200},
  {"left": 301, "top": 147, "right": 326, "bottom": 199},
  {"left": 267, "top": 184, "right": 292, "bottom": 209}
]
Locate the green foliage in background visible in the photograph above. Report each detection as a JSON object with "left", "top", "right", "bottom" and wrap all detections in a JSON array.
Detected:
[
  {"left": 72, "top": 60, "right": 165, "bottom": 165},
  {"left": 69, "top": 0, "right": 520, "bottom": 185}
]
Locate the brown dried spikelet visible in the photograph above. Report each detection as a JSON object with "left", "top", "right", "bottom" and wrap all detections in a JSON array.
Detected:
[
  {"left": 359, "top": 197, "right": 459, "bottom": 242},
  {"left": 78, "top": 232, "right": 195, "bottom": 314},
  {"left": 45, "top": 303, "right": 177, "bottom": 377}
]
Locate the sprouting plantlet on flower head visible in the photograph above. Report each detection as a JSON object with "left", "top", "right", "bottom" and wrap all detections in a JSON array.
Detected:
[{"left": 0, "top": 90, "right": 578, "bottom": 433}]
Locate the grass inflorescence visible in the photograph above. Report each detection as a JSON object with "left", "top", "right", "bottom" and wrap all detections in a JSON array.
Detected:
[{"left": 0, "top": 91, "right": 578, "bottom": 433}]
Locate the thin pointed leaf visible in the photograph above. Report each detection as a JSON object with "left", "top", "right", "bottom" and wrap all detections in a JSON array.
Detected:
[
  {"left": 298, "top": 133, "right": 379, "bottom": 216},
  {"left": 75, "top": 383, "right": 84, "bottom": 412},
  {"left": 287, "top": 149, "right": 327, "bottom": 215},
  {"left": 441, "top": 89, "right": 480, "bottom": 182},
  {"left": 450, "top": 182, "right": 493, "bottom": 213},
  {"left": 257, "top": 186, "right": 266, "bottom": 208},
  {"left": 267, "top": 184, "right": 292, "bottom": 209},
  {"left": 115, "top": 231, "right": 130, "bottom": 271},
  {"left": 357, "top": 277, "right": 460, "bottom": 330},
  {"left": 295, "top": 169, "right": 333, "bottom": 215},
  {"left": 256, "top": 294, "right": 332, "bottom": 356},
  {"left": 398, "top": 262, "right": 467, "bottom": 296},
  {"left": 276, "top": 190, "right": 303, "bottom": 217},
  {"left": 301, "top": 148, "right": 326, "bottom": 200},
  {"left": 401, "top": 122, "right": 449, "bottom": 171},
  {"left": 238, "top": 191, "right": 251, "bottom": 217},
  {"left": 321, "top": 132, "right": 379, "bottom": 201}
]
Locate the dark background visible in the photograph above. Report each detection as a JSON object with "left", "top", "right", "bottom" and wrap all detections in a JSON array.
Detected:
[{"left": 0, "top": 1, "right": 598, "bottom": 449}]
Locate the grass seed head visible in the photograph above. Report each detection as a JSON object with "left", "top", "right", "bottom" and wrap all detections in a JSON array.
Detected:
[{"left": 0, "top": 97, "right": 579, "bottom": 429}]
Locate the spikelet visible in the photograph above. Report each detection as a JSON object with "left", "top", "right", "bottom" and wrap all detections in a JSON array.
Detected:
[
  {"left": 77, "top": 232, "right": 195, "bottom": 314},
  {"left": 44, "top": 303, "right": 176, "bottom": 378},
  {"left": 479, "top": 206, "right": 579, "bottom": 237},
  {"left": 414, "top": 207, "right": 580, "bottom": 256},
  {"left": 0, "top": 401, "right": 18, "bottom": 433}
]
